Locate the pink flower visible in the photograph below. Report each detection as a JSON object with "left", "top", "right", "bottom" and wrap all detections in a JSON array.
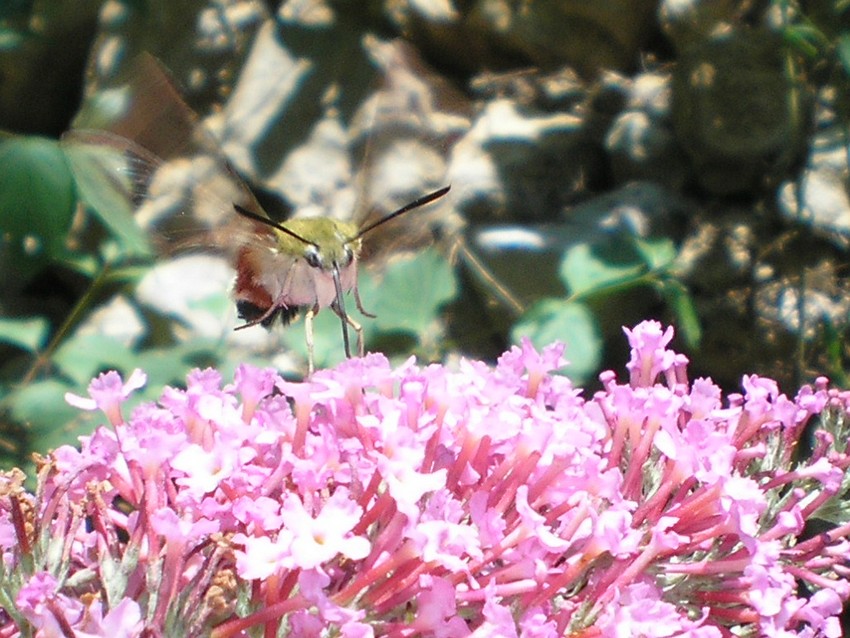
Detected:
[
  {"left": 74, "top": 598, "right": 142, "bottom": 638},
  {"left": 64, "top": 369, "right": 147, "bottom": 426},
  {"left": 470, "top": 581, "right": 519, "bottom": 637},
  {"left": 232, "top": 364, "right": 278, "bottom": 422},
  {"left": 171, "top": 442, "right": 245, "bottom": 499},
  {"left": 624, "top": 320, "right": 683, "bottom": 387},
  {"left": 497, "top": 338, "right": 566, "bottom": 398},
  {"left": 4, "top": 320, "right": 850, "bottom": 638},
  {"left": 597, "top": 581, "right": 721, "bottom": 637},
  {"left": 15, "top": 572, "right": 83, "bottom": 634},
  {"left": 233, "top": 532, "right": 294, "bottom": 580},
  {"left": 412, "top": 576, "right": 469, "bottom": 637},
  {"left": 281, "top": 489, "right": 371, "bottom": 570}
]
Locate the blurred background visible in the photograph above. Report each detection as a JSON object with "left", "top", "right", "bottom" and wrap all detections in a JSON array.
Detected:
[{"left": 2, "top": 0, "right": 850, "bottom": 469}]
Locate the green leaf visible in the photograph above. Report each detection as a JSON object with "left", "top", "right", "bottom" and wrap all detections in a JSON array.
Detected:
[
  {"left": 781, "top": 24, "right": 828, "bottom": 58},
  {"left": 62, "top": 138, "right": 153, "bottom": 258},
  {"left": 0, "top": 28, "right": 25, "bottom": 51},
  {"left": 360, "top": 247, "right": 457, "bottom": 336},
  {"left": 52, "top": 334, "right": 139, "bottom": 386},
  {"left": 633, "top": 237, "right": 676, "bottom": 271},
  {"left": 136, "top": 340, "right": 225, "bottom": 391},
  {"left": 837, "top": 33, "right": 850, "bottom": 78},
  {"left": 0, "top": 136, "right": 76, "bottom": 284},
  {"left": 511, "top": 299, "right": 602, "bottom": 385},
  {"left": 656, "top": 279, "right": 701, "bottom": 349},
  {"left": 559, "top": 242, "right": 644, "bottom": 297},
  {"left": 9, "top": 379, "right": 100, "bottom": 455},
  {"left": 0, "top": 316, "right": 49, "bottom": 351}
]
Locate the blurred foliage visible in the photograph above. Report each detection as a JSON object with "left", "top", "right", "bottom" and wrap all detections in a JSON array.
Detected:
[
  {"left": 0, "top": 137, "right": 76, "bottom": 288},
  {"left": 3, "top": 0, "right": 850, "bottom": 476}
]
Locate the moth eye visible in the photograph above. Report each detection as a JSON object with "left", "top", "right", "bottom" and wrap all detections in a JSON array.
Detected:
[
  {"left": 304, "top": 246, "right": 322, "bottom": 269},
  {"left": 341, "top": 245, "right": 354, "bottom": 267}
]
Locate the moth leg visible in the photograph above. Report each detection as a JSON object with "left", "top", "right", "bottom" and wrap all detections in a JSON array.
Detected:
[
  {"left": 349, "top": 314, "right": 364, "bottom": 357},
  {"left": 331, "top": 303, "right": 364, "bottom": 358},
  {"left": 353, "top": 279, "right": 376, "bottom": 318},
  {"left": 305, "top": 305, "right": 318, "bottom": 376},
  {"left": 235, "top": 303, "right": 282, "bottom": 330}
]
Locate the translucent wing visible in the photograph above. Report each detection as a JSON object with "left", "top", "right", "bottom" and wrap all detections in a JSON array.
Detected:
[
  {"left": 62, "top": 53, "right": 278, "bottom": 261},
  {"left": 278, "top": 38, "right": 469, "bottom": 262},
  {"left": 65, "top": 128, "right": 283, "bottom": 263},
  {"left": 62, "top": 46, "right": 463, "bottom": 264},
  {"left": 298, "top": 36, "right": 467, "bottom": 262},
  {"left": 58, "top": 47, "right": 476, "bottom": 372}
]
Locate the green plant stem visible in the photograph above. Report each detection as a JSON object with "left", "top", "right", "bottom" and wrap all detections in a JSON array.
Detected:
[{"left": 18, "top": 263, "right": 113, "bottom": 388}]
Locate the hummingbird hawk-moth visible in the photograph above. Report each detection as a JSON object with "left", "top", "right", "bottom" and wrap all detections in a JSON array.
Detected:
[{"left": 63, "top": 55, "right": 451, "bottom": 374}]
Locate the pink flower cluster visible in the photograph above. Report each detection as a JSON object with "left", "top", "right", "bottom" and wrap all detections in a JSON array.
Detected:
[{"left": 2, "top": 320, "right": 850, "bottom": 637}]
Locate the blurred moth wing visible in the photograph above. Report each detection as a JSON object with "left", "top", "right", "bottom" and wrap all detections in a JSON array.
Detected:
[
  {"left": 62, "top": 129, "right": 266, "bottom": 257},
  {"left": 64, "top": 52, "right": 458, "bottom": 372},
  {"left": 342, "top": 38, "right": 526, "bottom": 318}
]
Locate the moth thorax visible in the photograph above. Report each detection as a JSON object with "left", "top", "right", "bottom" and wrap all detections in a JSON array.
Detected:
[{"left": 274, "top": 217, "right": 361, "bottom": 270}]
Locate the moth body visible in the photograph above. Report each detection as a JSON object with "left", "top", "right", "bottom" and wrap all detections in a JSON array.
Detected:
[
  {"left": 232, "top": 186, "right": 450, "bottom": 373},
  {"left": 234, "top": 217, "right": 362, "bottom": 324}
]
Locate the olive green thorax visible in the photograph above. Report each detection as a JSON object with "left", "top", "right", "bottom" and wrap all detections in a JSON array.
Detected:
[{"left": 275, "top": 217, "right": 362, "bottom": 267}]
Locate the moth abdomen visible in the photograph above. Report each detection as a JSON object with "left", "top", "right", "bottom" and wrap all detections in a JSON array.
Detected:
[{"left": 236, "top": 300, "right": 301, "bottom": 327}]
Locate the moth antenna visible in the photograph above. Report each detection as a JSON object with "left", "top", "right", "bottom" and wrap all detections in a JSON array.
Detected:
[
  {"left": 351, "top": 185, "right": 450, "bottom": 242},
  {"left": 233, "top": 204, "right": 318, "bottom": 248}
]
